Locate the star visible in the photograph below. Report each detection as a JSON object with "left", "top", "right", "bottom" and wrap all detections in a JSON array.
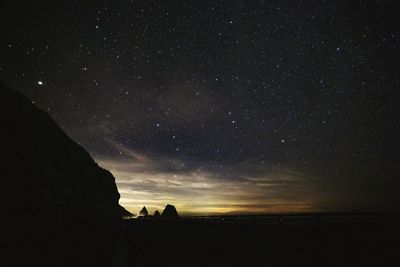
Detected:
[{"left": 2, "top": 0, "right": 396, "bottom": 216}]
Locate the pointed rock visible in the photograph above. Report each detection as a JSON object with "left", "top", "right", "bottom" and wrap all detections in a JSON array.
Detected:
[
  {"left": 139, "top": 206, "right": 148, "bottom": 216},
  {"left": 161, "top": 204, "right": 179, "bottom": 218}
]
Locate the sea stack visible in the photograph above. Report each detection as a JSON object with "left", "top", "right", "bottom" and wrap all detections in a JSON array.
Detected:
[
  {"left": 139, "top": 206, "right": 149, "bottom": 217},
  {"left": 161, "top": 204, "right": 179, "bottom": 218}
]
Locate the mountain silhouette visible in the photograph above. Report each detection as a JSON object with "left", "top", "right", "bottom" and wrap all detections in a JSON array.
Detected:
[
  {"left": 161, "top": 204, "right": 179, "bottom": 218},
  {"left": 1, "top": 82, "right": 125, "bottom": 266}
]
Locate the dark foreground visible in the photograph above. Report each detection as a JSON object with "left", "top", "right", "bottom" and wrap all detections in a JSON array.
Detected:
[
  {"left": 119, "top": 214, "right": 400, "bottom": 267},
  {"left": 4, "top": 214, "right": 400, "bottom": 266}
]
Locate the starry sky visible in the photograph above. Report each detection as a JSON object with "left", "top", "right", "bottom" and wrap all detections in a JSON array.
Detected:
[{"left": 1, "top": 1, "right": 399, "bottom": 215}]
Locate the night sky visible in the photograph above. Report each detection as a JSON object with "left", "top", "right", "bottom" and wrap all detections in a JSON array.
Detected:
[{"left": 1, "top": 1, "right": 399, "bottom": 215}]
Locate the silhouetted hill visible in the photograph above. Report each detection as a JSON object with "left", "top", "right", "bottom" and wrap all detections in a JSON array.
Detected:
[
  {"left": 1, "top": 82, "right": 124, "bottom": 266},
  {"left": 161, "top": 204, "right": 179, "bottom": 218}
]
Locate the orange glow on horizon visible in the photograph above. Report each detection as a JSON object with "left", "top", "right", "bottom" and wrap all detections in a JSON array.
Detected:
[{"left": 97, "top": 155, "right": 323, "bottom": 217}]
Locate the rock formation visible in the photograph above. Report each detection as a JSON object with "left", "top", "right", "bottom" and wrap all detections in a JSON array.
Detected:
[
  {"left": 161, "top": 204, "right": 180, "bottom": 218},
  {"left": 1, "top": 82, "right": 125, "bottom": 266},
  {"left": 139, "top": 206, "right": 149, "bottom": 216}
]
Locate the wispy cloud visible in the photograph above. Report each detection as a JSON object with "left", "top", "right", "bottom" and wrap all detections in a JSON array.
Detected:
[{"left": 94, "top": 138, "right": 323, "bottom": 215}]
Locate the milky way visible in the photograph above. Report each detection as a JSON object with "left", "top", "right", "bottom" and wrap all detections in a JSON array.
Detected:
[{"left": 1, "top": 1, "right": 399, "bottom": 215}]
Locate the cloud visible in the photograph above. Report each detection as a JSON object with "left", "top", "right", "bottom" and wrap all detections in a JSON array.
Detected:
[
  {"left": 94, "top": 138, "right": 324, "bottom": 215},
  {"left": 65, "top": 124, "right": 341, "bottom": 215}
]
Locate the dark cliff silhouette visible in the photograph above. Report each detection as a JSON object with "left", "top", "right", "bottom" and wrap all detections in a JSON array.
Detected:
[
  {"left": 1, "top": 82, "right": 126, "bottom": 266},
  {"left": 154, "top": 210, "right": 160, "bottom": 217},
  {"left": 161, "top": 204, "right": 179, "bottom": 218},
  {"left": 121, "top": 206, "right": 135, "bottom": 218}
]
